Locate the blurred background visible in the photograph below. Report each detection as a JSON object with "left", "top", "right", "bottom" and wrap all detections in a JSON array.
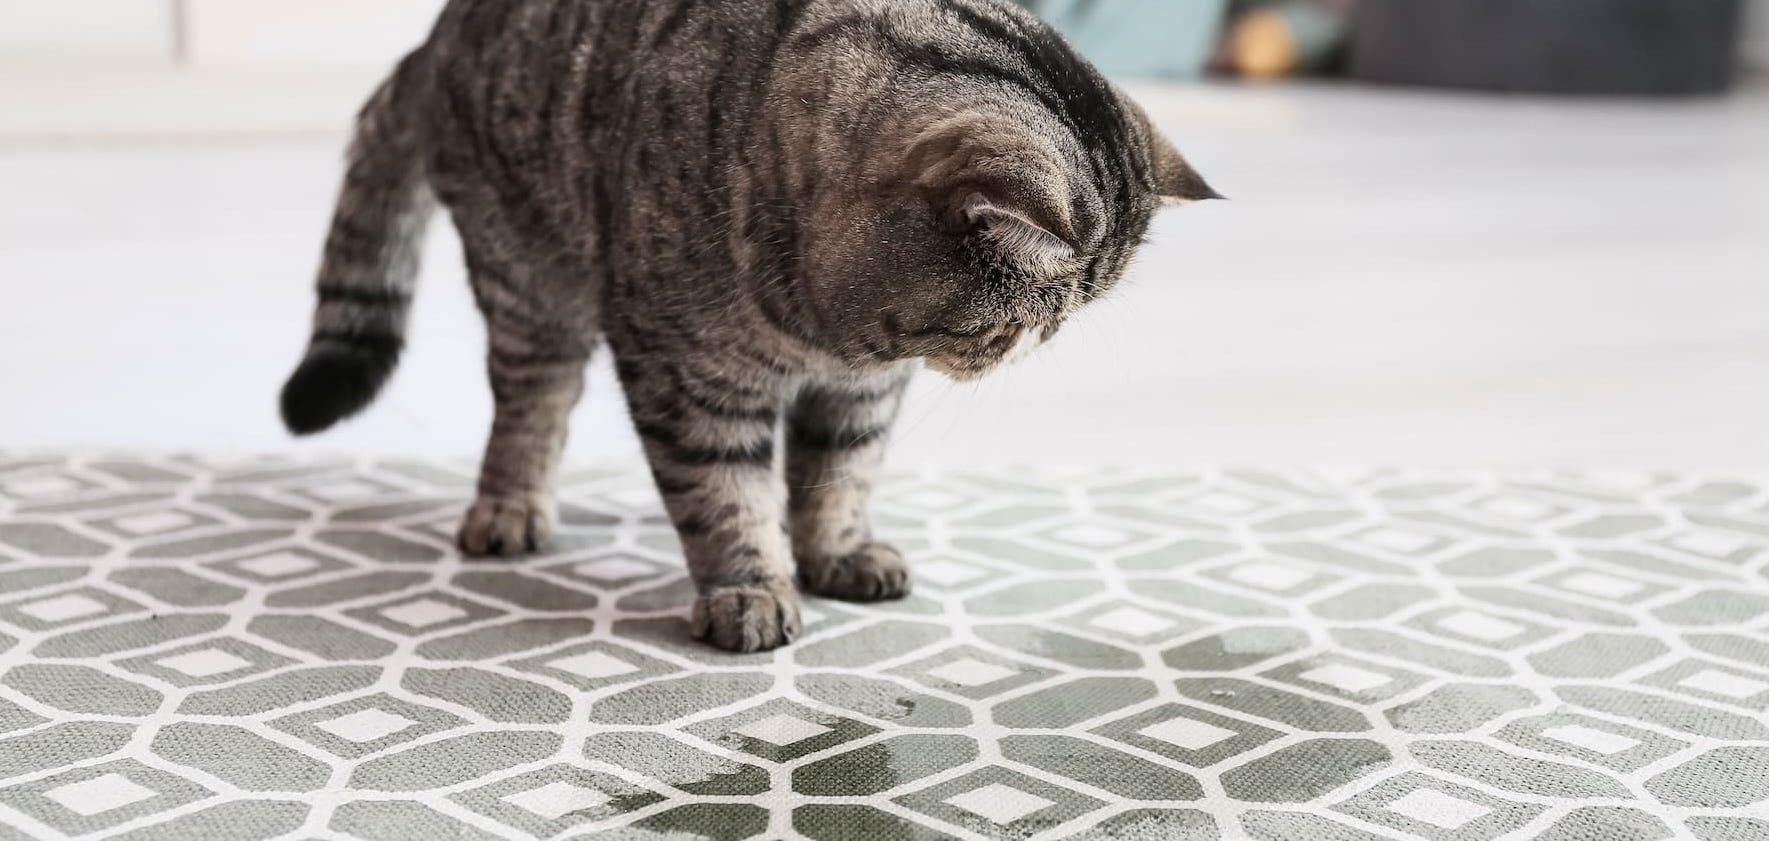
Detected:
[{"left": 1, "top": 0, "right": 1766, "bottom": 471}]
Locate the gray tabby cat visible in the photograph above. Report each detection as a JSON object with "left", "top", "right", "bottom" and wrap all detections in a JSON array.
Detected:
[{"left": 280, "top": 0, "right": 1215, "bottom": 652}]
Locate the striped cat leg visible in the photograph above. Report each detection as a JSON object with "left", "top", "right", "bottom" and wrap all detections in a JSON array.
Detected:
[
  {"left": 458, "top": 314, "right": 592, "bottom": 556},
  {"left": 616, "top": 355, "right": 799, "bottom": 652},
  {"left": 787, "top": 371, "right": 912, "bottom": 601}
]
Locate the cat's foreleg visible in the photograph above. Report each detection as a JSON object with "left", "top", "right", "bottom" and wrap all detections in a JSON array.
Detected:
[
  {"left": 786, "top": 369, "right": 913, "bottom": 601},
  {"left": 615, "top": 352, "right": 801, "bottom": 652}
]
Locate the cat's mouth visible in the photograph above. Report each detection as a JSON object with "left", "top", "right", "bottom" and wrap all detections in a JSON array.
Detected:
[
  {"left": 866, "top": 313, "right": 1054, "bottom": 378},
  {"left": 912, "top": 318, "right": 1047, "bottom": 382}
]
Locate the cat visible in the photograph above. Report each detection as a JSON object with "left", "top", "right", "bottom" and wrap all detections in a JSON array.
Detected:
[{"left": 279, "top": 0, "right": 1216, "bottom": 652}]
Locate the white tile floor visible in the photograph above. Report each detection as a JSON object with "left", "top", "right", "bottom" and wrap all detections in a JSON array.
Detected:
[{"left": 2, "top": 82, "right": 1767, "bottom": 470}]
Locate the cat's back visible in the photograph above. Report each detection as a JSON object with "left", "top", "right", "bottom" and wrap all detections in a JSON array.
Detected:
[{"left": 414, "top": 0, "right": 796, "bottom": 163}]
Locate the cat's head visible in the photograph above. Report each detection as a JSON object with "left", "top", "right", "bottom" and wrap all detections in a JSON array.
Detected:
[{"left": 791, "top": 42, "right": 1216, "bottom": 379}]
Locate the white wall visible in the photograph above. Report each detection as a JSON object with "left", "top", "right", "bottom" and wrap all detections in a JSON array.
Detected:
[
  {"left": 0, "top": 0, "right": 450, "bottom": 136},
  {"left": 0, "top": 0, "right": 176, "bottom": 63},
  {"left": 0, "top": 0, "right": 445, "bottom": 68},
  {"left": 183, "top": 0, "right": 446, "bottom": 69}
]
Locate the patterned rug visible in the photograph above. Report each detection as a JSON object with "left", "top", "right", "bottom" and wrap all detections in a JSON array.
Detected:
[{"left": 0, "top": 454, "right": 1766, "bottom": 841}]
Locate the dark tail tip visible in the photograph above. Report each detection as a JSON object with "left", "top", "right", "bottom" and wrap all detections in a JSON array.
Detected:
[{"left": 279, "top": 345, "right": 398, "bottom": 436}]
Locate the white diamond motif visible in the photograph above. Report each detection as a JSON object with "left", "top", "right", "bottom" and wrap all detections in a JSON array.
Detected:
[
  {"left": 235, "top": 551, "right": 322, "bottom": 578},
  {"left": 156, "top": 648, "right": 254, "bottom": 677},
  {"left": 927, "top": 658, "right": 1018, "bottom": 687},
  {"left": 1088, "top": 606, "right": 1175, "bottom": 637},
  {"left": 1300, "top": 664, "right": 1392, "bottom": 694},
  {"left": 732, "top": 714, "right": 833, "bottom": 746},
  {"left": 18, "top": 593, "right": 109, "bottom": 623},
  {"left": 548, "top": 651, "right": 640, "bottom": 680},
  {"left": 502, "top": 781, "right": 611, "bottom": 820},
  {"left": 1386, "top": 788, "right": 1491, "bottom": 829},
  {"left": 1435, "top": 611, "right": 1526, "bottom": 642},
  {"left": 3, "top": 475, "right": 79, "bottom": 498},
  {"left": 381, "top": 599, "right": 469, "bottom": 628},
  {"left": 945, "top": 783, "right": 1055, "bottom": 825},
  {"left": 307, "top": 481, "right": 380, "bottom": 501},
  {"left": 314, "top": 709, "right": 419, "bottom": 743},
  {"left": 1679, "top": 669, "right": 1769, "bottom": 700},
  {"left": 43, "top": 773, "right": 158, "bottom": 816},
  {"left": 1541, "top": 725, "right": 1640, "bottom": 755},
  {"left": 112, "top": 511, "right": 195, "bottom": 535},
  {"left": 1558, "top": 572, "right": 1644, "bottom": 600},
  {"left": 1227, "top": 562, "right": 1313, "bottom": 591},
  {"left": 1140, "top": 717, "right": 1238, "bottom": 751},
  {"left": 573, "top": 558, "right": 655, "bottom": 580}
]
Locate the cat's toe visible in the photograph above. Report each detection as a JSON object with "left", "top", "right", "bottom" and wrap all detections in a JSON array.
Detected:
[
  {"left": 799, "top": 541, "right": 911, "bottom": 602},
  {"left": 457, "top": 495, "right": 554, "bottom": 557},
  {"left": 690, "top": 577, "right": 802, "bottom": 652}
]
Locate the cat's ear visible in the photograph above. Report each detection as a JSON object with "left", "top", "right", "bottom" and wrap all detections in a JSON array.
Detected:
[
  {"left": 1124, "top": 97, "right": 1221, "bottom": 205},
  {"left": 959, "top": 192, "right": 1075, "bottom": 273},
  {"left": 894, "top": 112, "right": 1078, "bottom": 272},
  {"left": 1148, "top": 130, "right": 1221, "bottom": 205}
]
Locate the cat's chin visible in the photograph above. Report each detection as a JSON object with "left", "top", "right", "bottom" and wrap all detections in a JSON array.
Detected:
[
  {"left": 924, "top": 356, "right": 993, "bottom": 382},
  {"left": 923, "top": 326, "right": 1047, "bottom": 381}
]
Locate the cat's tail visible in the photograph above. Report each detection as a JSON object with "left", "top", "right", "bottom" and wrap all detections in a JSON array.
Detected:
[{"left": 280, "top": 51, "right": 436, "bottom": 435}]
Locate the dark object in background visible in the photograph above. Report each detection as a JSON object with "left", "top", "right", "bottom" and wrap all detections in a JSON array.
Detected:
[
  {"left": 1351, "top": 0, "right": 1744, "bottom": 95},
  {"left": 1223, "top": 0, "right": 1356, "bottom": 79}
]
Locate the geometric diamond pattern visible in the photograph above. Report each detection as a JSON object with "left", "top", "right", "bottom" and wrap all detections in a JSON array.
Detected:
[
  {"left": 732, "top": 713, "right": 835, "bottom": 746},
  {"left": 456, "top": 763, "right": 667, "bottom": 836},
  {"left": 688, "top": 699, "right": 879, "bottom": 764},
  {"left": 115, "top": 636, "right": 293, "bottom": 687},
  {"left": 313, "top": 708, "right": 420, "bottom": 743},
  {"left": 945, "top": 781, "right": 1056, "bottom": 824},
  {"left": 269, "top": 693, "right": 463, "bottom": 759},
  {"left": 927, "top": 657, "right": 1019, "bottom": 687},
  {"left": 43, "top": 773, "right": 159, "bottom": 817},
  {"left": 1386, "top": 786, "right": 1493, "bottom": 828},
  {"left": 505, "top": 780, "right": 609, "bottom": 818},
  {"left": 1, "top": 454, "right": 1767, "bottom": 839},
  {"left": 153, "top": 647, "right": 254, "bottom": 677}
]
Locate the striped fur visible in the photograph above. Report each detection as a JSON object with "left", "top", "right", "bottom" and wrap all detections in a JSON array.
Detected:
[{"left": 279, "top": 0, "right": 1214, "bottom": 651}]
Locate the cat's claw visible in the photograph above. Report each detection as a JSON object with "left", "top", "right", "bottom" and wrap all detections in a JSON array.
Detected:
[
  {"left": 457, "top": 495, "right": 555, "bottom": 556},
  {"left": 799, "top": 541, "right": 911, "bottom": 602},
  {"left": 691, "top": 578, "right": 802, "bottom": 652}
]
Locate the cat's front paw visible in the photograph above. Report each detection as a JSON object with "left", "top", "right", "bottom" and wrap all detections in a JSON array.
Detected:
[
  {"left": 690, "top": 577, "right": 802, "bottom": 653},
  {"left": 799, "top": 541, "right": 911, "bottom": 602},
  {"left": 457, "top": 494, "right": 555, "bottom": 556}
]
